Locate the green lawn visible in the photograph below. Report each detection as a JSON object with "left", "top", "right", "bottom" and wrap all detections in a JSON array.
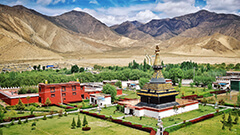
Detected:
[
  {"left": 4, "top": 110, "right": 49, "bottom": 119},
  {"left": 89, "top": 106, "right": 125, "bottom": 118},
  {"left": 25, "top": 105, "right": 64, "bottom": 112},
  {"left": 119, "top": 90, "right": 140, "bottom": 99},
  {"left": 124, "top": 105, "right": 224, "bottom": 128},
  {"left": 176, "top": 86, "right": 215, "bottom": 98},
  {"left": 68, "top": 101, "right": 91, "bottom": 107},
  {"left": 171, "top": 114, "right": 240, "bottom": 135},
  {"left": 0, "top": 113, "right": 149, "bottom": 135}
]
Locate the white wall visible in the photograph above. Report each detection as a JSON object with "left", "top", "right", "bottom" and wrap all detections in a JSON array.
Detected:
[{"left": 129, "top": 103, "right": 199, "bottom": 119}]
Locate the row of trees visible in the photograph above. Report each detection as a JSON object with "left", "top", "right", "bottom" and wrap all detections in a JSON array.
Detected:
[{"left": 1, "top": 60, "right": 238, "bottom": 88}]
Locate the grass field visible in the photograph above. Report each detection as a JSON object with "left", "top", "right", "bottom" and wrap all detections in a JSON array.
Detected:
[
  {"left": 119, "top": 90, "right": 140, "bottom": 99},
  {"left": 176, "top": 86, "right": 215, "bottom": 98},
  {"left": 124, "top": 105, "right": 224, "bottom": 128},
  {"left": 4, "top": 110, "right": 49, "bottom": 119},
  {"left": 25, "top": 105, "right": 64, "bottom": 112},
  {"left": 0, "top": 113, "right": 149, "bottom": 135},
  {"left": 205, "top": 91, "right": 239, "bottom": 105},
  {"left": 89, "top": 106, "right": 125, "bottom": 118},
  {"left": 171, "top": 114, "right": 240, "bottom": 135}
]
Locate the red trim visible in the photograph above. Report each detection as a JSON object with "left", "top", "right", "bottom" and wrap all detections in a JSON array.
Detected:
[{"left": 120, "top": 101, "right": 199, "bottom": 113}]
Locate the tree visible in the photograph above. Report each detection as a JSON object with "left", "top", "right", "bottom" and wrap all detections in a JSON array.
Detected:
[
  {"left": 43, "top": 114, "right": 47, "bottom": 120},
  {"left": 202, "top": 98, "right": 207, "bottom": 106},
  {"left": 82, "top": 115, "right": 88, "bottom": 127},
  {"left": 79, "top": 67, "right": 84, "bottom": 72},
  {"left": 115, "top": 81, "right": 122, "bottom": 88},
  {"left": 77, "top": 115, "right": 81, "bottom": 128},
  {"left": 42, "top": 66, "right": 45, "bottom": 70},
  {"left": 16, "top": 98, "right": 25, "bottom": 112},
  {"left": 26, "top": 96, "right": 31, "bottom": 107},
  {"left": 208, "top": 83, "right": 212, "bottom": 90},
  {"left": 37, "top": 65, "right": 41, "bottom": 71},
  {"left": 227, "top": 112, "right": 233, "bottom": 131},
  {"left": 102, "top": 84, "right": 117, "bottom": 102},
  {"left": 0, "top": 108, "right": 4, "bottom": 123},
  {"left": 221, "top": 113, "right": 226, "bottom": 130},
  {"left": 71, "top": 65, "right": 79, "bottom": 73},
  {"left": 237, "top": 93, "right": 240, "bottom": 106},
  {"left": 71, "top": 118, "right": 76, "bottom": 129},
  {"left": 30, "top": 106, "right": 35, "bottom": 115},
  {"left": 169, "top": 68, "right": 183, "bottom": 85},
  {"left": 139, "top": 78, "right": 149, "bottom": 88},
  {"left": 234, "top": 113, "right": 239, "bottom": 124},
  {"left": 45, "top": 98, "right": 51, "bottom": 108},
  {"left": 33, "top": 65, "right": 37, "bottom": 70},
  {"left": 18, "top": 118, "right": 22, "bottom": 124}
]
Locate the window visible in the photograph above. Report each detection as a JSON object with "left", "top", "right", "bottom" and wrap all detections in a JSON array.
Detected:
[
  {"left": 72, "top": 85, "right": 76, "bottom": 91},
  {"left": 63, "top": 98, "right": 66, "bottom": 101},
  {"left": 39, "top": 87, "right": 41, "bottom": 92},
  {"left": 81, "top": 94, "right": 84, "bottom": 99},
  {"left": 72, "top": 92, "right": 76, "bottom": 95},
  {"left": 61, "top": 86, "right": 66, "bottom": 92},
  {"left": 51, "top": 94, "right": 55, "bottom": 97},
  {"left": 81, "top": 86, "right": 84, "bottom": 90},
  {"left": 62, "top": 93, "right": 66, "bottom": 97},
  {"left": 50, "top": 87, "right": 55, "bottom": 93}
]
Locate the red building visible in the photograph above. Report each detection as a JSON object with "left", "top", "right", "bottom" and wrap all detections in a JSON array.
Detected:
[
  {"left": 39, "top": 81, "right": 85, "bottom": 105},
  {"left": 0, "top": 81, "right": 123, "bottom": 106},
  {"left": 0, "top": 89, "right": 39, "bottom": 106}
]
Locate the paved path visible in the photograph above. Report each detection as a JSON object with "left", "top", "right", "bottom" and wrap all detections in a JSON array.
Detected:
[{"left": 116, "top": 114, "right": 132, "bottom": 119}]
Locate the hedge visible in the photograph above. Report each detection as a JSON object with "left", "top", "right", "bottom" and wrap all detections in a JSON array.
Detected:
[
  {"left": 65, "top": 108, "right": 78, "bottom": 112},
  {"left": 189, "top": 114, "right": 214, "bottom": 124},
  {"left": 165, "top": 122, "right": 192, "bottom": 133},
  {"left": 80, "top": 110, "right": 157, "bottom": 134},
  {"left": 3, "top": 115, "right": 35, "bottom": 122}
]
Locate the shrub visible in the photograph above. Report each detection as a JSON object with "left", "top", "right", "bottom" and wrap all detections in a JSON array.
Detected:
[
  {"left": 32, "top": 122, "right": 36, "bottom": 126},
  {"left": 58, "top": 110, "right": 63, "bottom": 117},
  {"left": 10, "top": 120, "right": 14, "bottom": 125},
  {"left": 83, "top": 115, "right": 88, "bottom": 127},
  {"left": 71, "top": 118, "right": 76, "bottom": 129},
  {"left": 77, "top": 115, "right": 81, "bottom": 128},
  {"left": 82, "top": 126, "right": 91, "bottom": 131},
  {"left": 18, "top": 118, "right": 22, "bottom": 124},
  {"left": 24, "top": 118, "right": 28, "bottom": 123},
  {"left": 43, "top": 114, "right": 47, "bottom": 120}
]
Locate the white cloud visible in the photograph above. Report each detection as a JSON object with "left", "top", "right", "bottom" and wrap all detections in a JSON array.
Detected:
[
  {"left": 52, "top": 0, "right": 66, "bottom": 5},
  {"left": 89, "top": 0, "right": 99, "bottom": 5},
  {"left": 155, "top": 0, "right": 200, "bottom": 18},
  {"left": 74, "top": 5, "right": 159, "bottom": 26},
  {"left": 33, "top": 6, "right": 69, "bottom": 16},
  {"left": 204, "top": 0, "right": 240, "bottom": 15},
  {"left": 136, "top": 10, "right": 159, "bottom": 22},
  {"left": 36, "top": 0, "right": 53, "bottom": 5}
]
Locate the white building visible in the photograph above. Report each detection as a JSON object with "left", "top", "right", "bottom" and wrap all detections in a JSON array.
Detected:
[
  {"left": 122, "top": 80, "right": 140, "bottom": 90},
  {"left": 119, "top": 99, "right": 199, "bottom": 119},
  {"left": 90, "top": 93, "right": 111, "bottom": 107}
]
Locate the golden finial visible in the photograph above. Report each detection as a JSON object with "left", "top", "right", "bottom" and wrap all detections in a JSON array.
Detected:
[{"left": 153, "top": 45, "right": 161, "bottom": 66}]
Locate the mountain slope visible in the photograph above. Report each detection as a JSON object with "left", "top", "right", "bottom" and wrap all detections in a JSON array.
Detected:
[
  {"left": 114, "top": 10, "right": 240, "bottom": 41},
  {"left": 160, "top": 33, "right": 240, "bottom": 56},
  {"left": 49, "top": 10, "right": 120, "bottom": 40},
  {"left": 111, "top": 21, "right": 153, "bottom": 40}
]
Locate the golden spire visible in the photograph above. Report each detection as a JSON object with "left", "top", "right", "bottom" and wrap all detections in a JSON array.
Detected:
[{"left": 153, "top": 45, "right": 161, "bottom": 66}]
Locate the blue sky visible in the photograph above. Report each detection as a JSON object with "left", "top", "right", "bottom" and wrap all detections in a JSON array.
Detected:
[{"left": 1, "top": 0, "right": 239, "bottom": 26}]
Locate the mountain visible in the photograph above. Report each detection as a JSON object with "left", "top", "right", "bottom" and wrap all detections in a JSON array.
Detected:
[
  {"left": 114, "top": 10, "right": 240, "bottom": 41},
  {"left": 0, "top": 4, "right": 137, "bottom": 62},
  {"left": 48, "top": 10, "right": 120, "bottom": 40},
  {"left": 160, "top": 33, "right": 240, "bottom": 56},
  {"left": 0, "top": 4, "right": 240, "bottom": 63},
  {"left": 111, "top": 21, "right": 153, "bottom": 40}
]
